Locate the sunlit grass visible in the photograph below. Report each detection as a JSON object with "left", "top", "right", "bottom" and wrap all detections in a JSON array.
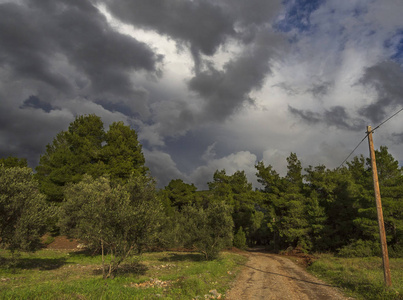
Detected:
[
  {"left": 0, "top": 249, "right": 246, "bottom": 299},
  {"left": 308, "top": 254, "right": 403, "bottom": 300}
]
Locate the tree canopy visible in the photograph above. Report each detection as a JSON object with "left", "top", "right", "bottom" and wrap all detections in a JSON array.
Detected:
[
  {"left": 35, "top": 115, "right": 147, "bottom": 202},
  {"left": 0, "top": 156, "right": 28, "bottom": 168}
]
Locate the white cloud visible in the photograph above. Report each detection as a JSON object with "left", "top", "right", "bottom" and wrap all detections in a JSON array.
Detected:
[
  {"left": 202, "top": 142, "right": 217, "bottom": 162},
  {"left": 189, "top": 150, "right": 258, "bottom": 189},
  {"left": 143, "top": 149, "right": 184, "bottom": 187}
]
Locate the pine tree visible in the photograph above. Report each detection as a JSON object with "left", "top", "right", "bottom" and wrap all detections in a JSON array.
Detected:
[{"left": 35, "top": 115, "right": 146, "bottom": 202}]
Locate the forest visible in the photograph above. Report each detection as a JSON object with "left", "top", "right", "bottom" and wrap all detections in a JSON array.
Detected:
[{"left": 1, "top": 114, "right": 402, "bottom": 278}]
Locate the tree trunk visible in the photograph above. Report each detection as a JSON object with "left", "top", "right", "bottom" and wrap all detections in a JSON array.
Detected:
[{"left": 101, "top": 239, "right": 106, "bottom": 279}]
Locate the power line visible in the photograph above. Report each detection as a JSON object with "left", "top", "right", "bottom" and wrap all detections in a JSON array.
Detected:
[
  {"left": 336, "top": 106, "right": 403, "bottom": 170},
  {"left": 370, "top": 107, "right": 403, "bottom": 133},
  {"left": 336, "top": 133, "right": 368, "bottom": 170}
]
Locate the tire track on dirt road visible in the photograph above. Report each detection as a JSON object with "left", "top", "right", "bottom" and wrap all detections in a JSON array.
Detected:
[{"left": 226, "top": 251, "right": 350, "bottom": 300}]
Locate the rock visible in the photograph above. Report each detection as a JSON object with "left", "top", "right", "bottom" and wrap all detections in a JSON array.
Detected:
[
  {"left": 209, "top": 289, "right": 222, "bottom": 299},
  {"left": 128, "top": 278, "right": 172, "bottom": 289}
]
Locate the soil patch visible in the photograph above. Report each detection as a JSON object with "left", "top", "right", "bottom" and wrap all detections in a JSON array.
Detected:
[{"left": 42, "top": 235, "right": 81, "bottom": 250}]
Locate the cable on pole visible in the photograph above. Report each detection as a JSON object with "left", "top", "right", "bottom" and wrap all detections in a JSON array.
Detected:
[
  {"left": 370, "top": 107, "right": 403, "bottom": 133},
  {"left": 336, "top": 106, "right": 403, "bottom": 170},
  {"left": 336, "top": 133, "right": 368, "bottom": 170}
]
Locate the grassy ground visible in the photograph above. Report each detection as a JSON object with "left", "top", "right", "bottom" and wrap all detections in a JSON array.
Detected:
[
  {"left": 0, "top": 249, "right": 247, "bottom": 299},
  {"left": 307, "top": 254, "right": 403, "bottom": 300}
]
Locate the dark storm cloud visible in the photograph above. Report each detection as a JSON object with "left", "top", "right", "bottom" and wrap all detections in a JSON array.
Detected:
[
  {"left": 103, "top": 0, "right": 283, "bottom": 121},
  {"left": 189, "top": 30, "right": 284, "bottom": 121},
  {"left": 323, "top": 106, "right": 365, "bottom": 130},
  {"left": 288, "top": 105, "right": 321, "bottom": 124},
  {"left": 189, "top": 51, "right": 264, "bottom": 118},
  {"left": 274, "top": 82, "right": 299, "bottom": 95},
  {"left": 0, "top": 0, "right": 160, "bottom": 108},
  {"left": 306, "top": 81, "right": 333, "bottom": 98},
  {"left": 359, "top": 61, "right": 403, "bottom": 123},
  {"left": 0, "top": 2, "right": 72, "bottom": 94},
  {"left": 102, "top": 0, "right": 236, "bottom": 56},
  {"left": 223, "top": 0, "right": 282, "bottom": 43},
  {"left": 219, "top": 0, "right": 282, "bottom": 27},
  {"left": 103, "top": 0, "right": 281, "bottom": 54},
  {"left": 289, "top": 105, "right": 365, "bottom": 130},
  {"left": 0, "top": 90, "right": 72, "bottom": 167},
  {"left": 0, "top": 0, "right": 163, "bottom": 170},
  {"left": 20, "top": 96, "right": 54, "bottom": 113},
  {"left": 391, "top": 132, "right": 403, "bottom": 144},
  {"left": 275, "top": 81, "right": 333, "bottom": 97}
]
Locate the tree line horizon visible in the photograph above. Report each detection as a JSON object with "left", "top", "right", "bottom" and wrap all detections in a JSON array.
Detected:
[{"left": 1, "top": 114, "right": 402, "bottom": 277}]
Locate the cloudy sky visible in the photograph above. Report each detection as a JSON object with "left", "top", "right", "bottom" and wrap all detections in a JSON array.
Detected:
[{"left": 1, "top": 0, "right": 403, "bottom": 189}]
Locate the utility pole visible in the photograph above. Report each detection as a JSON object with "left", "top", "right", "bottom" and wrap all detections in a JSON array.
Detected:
[{"left": 367, "top": 125, "right": 392, "bottom": 287}]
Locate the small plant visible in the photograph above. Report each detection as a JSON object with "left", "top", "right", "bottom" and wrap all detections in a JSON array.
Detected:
[
  {"left": 233, "top": 226, "right": 247, "bottom": 250},
  {"left": 43, "top": 235, "right": 55, "bottom": 246}
]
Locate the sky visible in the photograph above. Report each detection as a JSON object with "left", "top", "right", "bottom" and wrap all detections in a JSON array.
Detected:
[{"left": 1, "top": 0, "right": 403, "bottom": 189}]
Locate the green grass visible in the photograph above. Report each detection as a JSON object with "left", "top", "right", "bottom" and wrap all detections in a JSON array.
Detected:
[
  {"left": 308, "top": 254, "right": 403, "bottom": 300},
  {"left": 0, "top": 249, "right": 247, "bottom": 299}
]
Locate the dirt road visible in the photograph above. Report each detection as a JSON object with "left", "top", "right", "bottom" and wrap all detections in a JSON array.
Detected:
[{"left": 226, "top": 250, "right": 350, "bottom": 300}]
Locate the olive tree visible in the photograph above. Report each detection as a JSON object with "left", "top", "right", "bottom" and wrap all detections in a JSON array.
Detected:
[
  {"left": 59, "top": 173, "right": 161, "bottom": 278},
  {"left": 182, "top": 201, "right": 234, "bottom": 260},
  {"left": 0, "top": 165, "right": 48, "bottom": 253}
]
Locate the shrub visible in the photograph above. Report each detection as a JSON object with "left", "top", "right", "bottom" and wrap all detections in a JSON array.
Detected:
[
  {"left": 389, "top": 243, "right": 403, "bottom": 258},
  {"left": 233, "top": 227, "right": 247, "bottom": 250},
  {"left": 337, "top": 240, "right": 381, "bottom": 257}
]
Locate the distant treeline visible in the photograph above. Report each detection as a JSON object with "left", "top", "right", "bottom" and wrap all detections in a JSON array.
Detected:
[
  {"left": 1, "top": 115, "right": 402, "bottom": 272},
  {"left": 159, "top": 146, "right": 403, "bottom": 258}
]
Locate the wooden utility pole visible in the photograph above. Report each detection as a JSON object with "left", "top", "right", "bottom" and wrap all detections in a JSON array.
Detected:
[{"left": 367, "top": 125, "right": 392, "bottom": 287}]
